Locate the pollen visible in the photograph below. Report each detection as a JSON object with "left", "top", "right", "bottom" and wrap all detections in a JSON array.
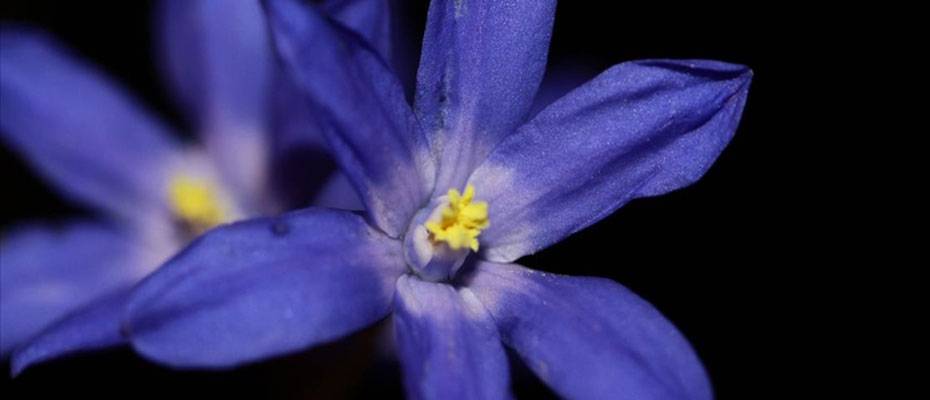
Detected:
[
  {"left": 168, "top": 174, "right": 227, "bottom": 234},
  {"left": 425, "top": 185, "right": 489, "bottom": 251}
]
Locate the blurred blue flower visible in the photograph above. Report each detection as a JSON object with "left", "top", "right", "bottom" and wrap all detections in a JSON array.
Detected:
[
  {"left": 0, "top": 0, "right": 397, "bottom": 373},
  {"left": 121, "top": 0, "right": 752, "bottom": 398}
]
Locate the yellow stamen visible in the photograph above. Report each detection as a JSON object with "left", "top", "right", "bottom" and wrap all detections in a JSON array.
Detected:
[
  {"left": 425, "top": 185, "right": 489, "bottom": 251},
  {"left": 168, "top": 174, "right": 227, "bottom": 233}
]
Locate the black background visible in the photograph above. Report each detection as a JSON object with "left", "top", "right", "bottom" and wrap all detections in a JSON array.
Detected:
[{"left": 0, "top": 1, "right": 839, "bottom": 398}]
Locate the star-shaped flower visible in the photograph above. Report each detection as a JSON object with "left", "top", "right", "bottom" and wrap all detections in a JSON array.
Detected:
[
  {"left": 124, "top": 0, "right": 751, "bottom": 398},
  {"left": 0, "top": 0, "right": 396, "bottom": 374}
]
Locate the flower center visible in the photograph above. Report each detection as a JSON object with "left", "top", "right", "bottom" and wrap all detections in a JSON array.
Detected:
[
  {"left": 168, "top": 174, "right": 228, "bottom": 235},
  {"left": 424, "top": 185, "right": 489, "bottom": 251},
  {"left": 402, "top": 185, "right": 489, "bottom": 282}
]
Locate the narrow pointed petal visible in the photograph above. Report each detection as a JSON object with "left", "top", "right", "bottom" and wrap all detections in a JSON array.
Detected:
[
  {"left": 0, "top": 28, "right": 181, "bottom": 220},
  {"left": 126, "top": 208, "right": 405, "bottom": 368},
  {"left": 415, "top": 0, "right": 556, "bottom": 190},
  {"left": 265, "top": 0, "right": 434, "bottom": 237},
  {"left": 469, "top": 60, "right": 752, "bottom": 261},
  {"left": 155, "top": 0, "right": 273, "bottom": 207},
  {"left": 268, "top": 0, "right": 400, "bottom": 212},
  {"left": 394, "top": 275, "right": 511, "bottom": 400},
  {"left": 0, "top": 222, "right": 150, "bottom": 355},
  {"left": 466, "top": 262, "right": 712, "bottom": 400},
  {"left": 11, "top": 288, "right": 130, "bottom": 376}
]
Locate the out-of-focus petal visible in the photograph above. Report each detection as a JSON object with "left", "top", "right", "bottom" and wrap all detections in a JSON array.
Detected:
[
  {"left": 155, "top": 0, "right": 270, "bottom": 130},
  {"left": 11, "top": 288, "right": 131, "bottom": 376},
  {"left": 0, "top": 221, "right": 149, "bottom": 355},
  {"left": 265, "top": 0, "right": 434, "bottom": 238},
  {"left": 394, "top": 275, "right": 511, "bottom": 400},
  {"left": 268, "top": 72, "right": 362, "bottom": 212},
  {"left": 466, "top": 262, "right": 712, "bottom": 400},
  {"left": 415, "top": 0, "right": 556, "bottom": 191},
  {"left": 269, "top": 0, "right": 401, "bottom": 212},
  {"left": 322, "top": 0, "right": 394, "bottom": 64},
  {"left": 0, "top": 28, "right": 181, "bottom": 220},
  {"left": 469, "top": 60, "right": 752, "bottom": 261},
  {"left": 311, "top": 171, "right": 365, "bottom": 211},
  {"left": 155, "top": 0, "right": 273, "bottom": 208},
  {"left": 126, "top": 208, "right": 405, "bottom": 368},
  {"left": 267, "top": 83, "right": 339, "bottom": 210}
]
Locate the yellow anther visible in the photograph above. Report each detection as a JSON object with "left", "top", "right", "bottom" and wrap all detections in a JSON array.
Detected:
[
  {"left": 168, "top": 174, "right": 227, "bottom": 233},
  {"left": 425, "top": 185, "right": 489, "bottom": 251}
]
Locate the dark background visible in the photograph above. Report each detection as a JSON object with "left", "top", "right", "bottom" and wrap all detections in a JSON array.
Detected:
[{"left": 1, "top": 1, "right": 838, "bottom": 398}]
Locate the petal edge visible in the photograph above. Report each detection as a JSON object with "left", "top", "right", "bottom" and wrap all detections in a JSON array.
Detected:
[
  {"left": 126, "top": 208, "right": 405, "bottom": 368},
  {"left": 466, "top": 262, "right": 712, "bottom": 400}
]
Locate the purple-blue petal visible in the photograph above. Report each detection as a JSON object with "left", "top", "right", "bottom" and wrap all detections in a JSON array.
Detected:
[
  {"left": 125, "top": 208, "right": 405, "bottom": 368},
  {"left": 268, "top": 70, "right": 363, "bottom": 212},
  {"left": 155, "top": 0, "right": 273, "bottom": 208},
  {"left": 466, "top": 262, "right": 712, "bottom": 400},
  {"left": 0, "top": 221, "right": 148, "bottom": 355},
  {"left": 321, "top": 0, "right": 395, "bottom": 66},
  {"left": 393, "top": 275, "right": 511, "bottom": 400},
  {"left": 0, "top": 27, "right": 181, "bottom": 220},
  {"left": 159, "top": 0, "right": 395, "bottom": 129},
  {"left": 265, "top": 0, "right": 434, "bottom": 238},
  {"left": 155, "top": 0, "right": 271, "bottom": 133},
  {"left": 311, "top": 171, "right": 365, "bottom": 211},
  {"left": 268, "top": 0, "right": 401, "bottom": 213},
  {"left": 415, "top": 0, "right": 556, "bottom": 191},
  {"left": 11, "top": 288, "right": 131, "bottom": 376},
  {"left": 469, "top": 59, "right": 752, "bottom": 262}
]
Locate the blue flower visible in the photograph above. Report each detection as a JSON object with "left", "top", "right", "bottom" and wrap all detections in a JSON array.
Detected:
[
  {"left": 0, "top": 0, "right": 395, "bottom": 374},
  {"left": 124, "top": 0, "right": 751, "bottom": 398}
]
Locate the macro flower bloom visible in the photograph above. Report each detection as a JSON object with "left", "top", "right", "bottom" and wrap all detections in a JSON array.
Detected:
[
  {"left": 123, "top": 0, "right": 751, "bottom": 398},
  {"left": 0, "top": 0, "right": 397, "bottom": 373}
]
